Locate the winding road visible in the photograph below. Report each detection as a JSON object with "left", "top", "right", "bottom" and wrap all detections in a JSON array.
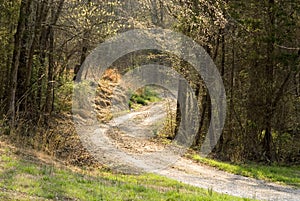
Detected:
[{"left": 77, "top": 100, "right": 300, "bottom": 201}]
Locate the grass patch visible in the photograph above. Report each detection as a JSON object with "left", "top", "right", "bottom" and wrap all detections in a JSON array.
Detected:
[
  {"left": 129, "top": 86, "right": 162, "bottom": 109},
  {"left": 0, "top": 146, "right": 255, "bottom": 200},
  {"left": 190, "top": 154, "right": 300, "bottom": 187}
]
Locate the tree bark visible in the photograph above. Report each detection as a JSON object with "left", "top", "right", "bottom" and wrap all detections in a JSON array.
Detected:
[
  {"left": 45, "top": 0, "right": 65, "bottom": 114},
  {"left": 263, "top": 0, "right": 275, "bottom": 161},
  {"left": 25, "top": 0, "right": 48, "bottom": 111},
  {"left": 9, "top": 0, "right": 32, "bottom": 127}
]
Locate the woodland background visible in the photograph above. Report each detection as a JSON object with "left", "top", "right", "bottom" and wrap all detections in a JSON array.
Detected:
[{"left": 0, "top": 0, "right": 299, "bottom": 165}]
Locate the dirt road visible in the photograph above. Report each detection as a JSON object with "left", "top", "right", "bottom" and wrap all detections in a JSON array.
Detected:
[{"left": 81, "top": 100, "right": 300, "bottom": 201}]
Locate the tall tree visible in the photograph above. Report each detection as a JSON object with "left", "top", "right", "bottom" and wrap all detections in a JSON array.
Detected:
[{"left": 9, "top": 0, "right": 32, "bottom": 127}]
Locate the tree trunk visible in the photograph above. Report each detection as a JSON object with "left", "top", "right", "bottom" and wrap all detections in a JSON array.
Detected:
[
  {"left": 37, "top": 0, "right": 50, "bottom": 111},
  {"left": 25, "top": 0, "right": 47, "bottom": 111},
  {"left": 45, "top": 0, "right": 65, "bottom": 114},
  {"left": 263, "top": 0, "right": 275, "bottom": 162},
  {"left": 16, "top": 0, "right": 34, "bottom": 113},
  {"left": 9, "top": 0, "right": 32, "bottom": 127},
  {"left": 217, "top": 30, "right": 226, "bottom": 153},
  {"left": 194, "top": 93, "right": 208, "bottom": 146}
]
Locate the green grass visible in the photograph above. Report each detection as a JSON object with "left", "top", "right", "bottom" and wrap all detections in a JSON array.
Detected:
[
  {"left": 190, "top": 154, "right": 300, "bottom": 187},
  {"left": 129, "top": 87, "right": 162, "bottom": 109},
  {"left": 0, "top": 149, "right": 255, "bottom": 200}
]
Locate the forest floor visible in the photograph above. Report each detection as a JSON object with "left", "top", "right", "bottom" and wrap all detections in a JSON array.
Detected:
[{"left": 88, "top": 99, "right": 300, "bottom": 201}]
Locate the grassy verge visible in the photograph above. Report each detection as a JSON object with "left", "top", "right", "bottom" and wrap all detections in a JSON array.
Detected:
[
  {"left": 0, "top": 145, "right": 255, "bottom": 201},
  {"left": 189, "top": 154, "right": 300, "bottom": 188}
]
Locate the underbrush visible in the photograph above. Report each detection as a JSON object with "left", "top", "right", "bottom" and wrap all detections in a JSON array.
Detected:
[
  {"left": 2, "top": 113, "right": 99, "bottom": 168},
  {"left": 154, "top": 100, "right": 177, "bottom": 143},
  {"left": 1, "top": 69, "right": 123, "bottom": 167}
]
